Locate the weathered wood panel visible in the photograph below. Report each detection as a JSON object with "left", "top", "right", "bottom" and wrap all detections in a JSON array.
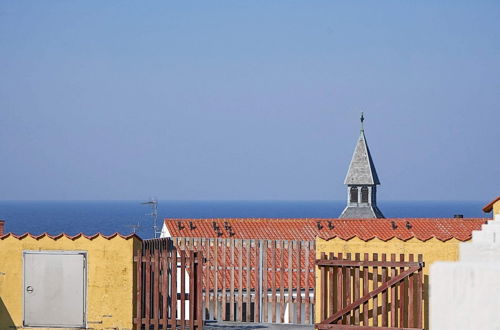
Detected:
[
  {"left": 134, "top": 238, "right": 203, "bottom": 329},
  {"left": 315, "top": 252, "right": 424, "bottom": 330}
]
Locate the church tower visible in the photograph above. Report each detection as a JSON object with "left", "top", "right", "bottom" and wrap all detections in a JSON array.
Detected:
[{"left": 339, "top": 113, "right": 384, "bottom": 218}]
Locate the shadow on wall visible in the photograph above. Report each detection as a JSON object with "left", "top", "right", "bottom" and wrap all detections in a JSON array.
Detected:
[{"left": 0, "top": 297, "right": 16, "bottom": 329}]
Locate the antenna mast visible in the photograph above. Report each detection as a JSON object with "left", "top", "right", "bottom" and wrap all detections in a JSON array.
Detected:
[{"left": 141, "top": 198, "right": 160, "bottom": 238}]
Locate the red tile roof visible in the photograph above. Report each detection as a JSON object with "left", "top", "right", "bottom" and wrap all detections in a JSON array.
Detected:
[
  {"left": 0, "top": 232, "right": 141, "bottom": 241},
  {"left": 166, "top": 218, "right": 318, "bottom": 240},
  {"left": 316, "top": 218, "right": 487, "bottom": 242},
  {"left": 165, "top": 217, "right": 487, "bottom": 242},
  {"left": 483, "top": 196, "right": 500, "bottom": 213}
]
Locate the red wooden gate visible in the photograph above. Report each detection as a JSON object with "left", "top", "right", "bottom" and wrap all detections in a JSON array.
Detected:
[
  {"left": 134, "top": 238, "right": 203, "bottom": 329},
  {"left": 316, "top": 253, "right": 424, "bottom": 330}
]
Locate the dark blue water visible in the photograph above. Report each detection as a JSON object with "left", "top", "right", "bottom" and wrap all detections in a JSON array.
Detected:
[{"left": 0, "top": 200, "right": 488, "bottom": 239}]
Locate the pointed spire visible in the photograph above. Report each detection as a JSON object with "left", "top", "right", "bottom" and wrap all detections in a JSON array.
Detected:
[
  {"left": 340, "top": 114, "right": 384, "bottom": 219},
  {"left": 344, "top": 115, "right": 380, "bottom": 185}
]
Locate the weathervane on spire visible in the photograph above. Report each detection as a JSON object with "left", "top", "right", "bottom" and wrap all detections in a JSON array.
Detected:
[{"left": 360, "top": 112, "right": 365, "bottom": 131}]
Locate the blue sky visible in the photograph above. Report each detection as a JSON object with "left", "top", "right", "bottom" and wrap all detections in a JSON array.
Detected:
[{"left": 1, "top": 1, "right": 499, "bottom": 201}]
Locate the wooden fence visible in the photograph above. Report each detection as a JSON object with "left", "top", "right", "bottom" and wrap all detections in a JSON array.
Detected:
[
  {"left": 173, "top": 237, "right": 316, "bottom": 325},
  {"left": 315, "top": 252, "right": 425, "bottom": 329},
  {"left": 134, "top": 238, "right": 204, "bottom": 329}
]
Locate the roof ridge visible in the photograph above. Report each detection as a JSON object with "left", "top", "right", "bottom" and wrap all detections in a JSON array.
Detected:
[
  {"left": 164, "top": 217, "right": 486, "bottom": 241},
  {"left": 165, "top": 217, "right": 488, "bottom": 221},
  {"left": 0, "top": 232, "right": 141, "bottom": 241}
]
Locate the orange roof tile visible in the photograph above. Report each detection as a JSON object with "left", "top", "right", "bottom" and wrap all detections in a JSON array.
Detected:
[
  {"left": 165, "top": 218, "right": 319, "bottom": 241},
  {"left": 164, "top": 217, "right": 487, "bottom": 242}
]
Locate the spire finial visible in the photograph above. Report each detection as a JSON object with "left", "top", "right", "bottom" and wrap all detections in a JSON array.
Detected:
[{"left": 360, "top": 112, "right": 365, "bottom": 131}]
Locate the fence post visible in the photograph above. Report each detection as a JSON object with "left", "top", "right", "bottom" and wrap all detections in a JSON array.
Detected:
[
  {"left": 258, "top": 239, "right": 264, "bottom": 323},
  {"left": 196, "top": 252, "right": 204, "bottom": 329}
]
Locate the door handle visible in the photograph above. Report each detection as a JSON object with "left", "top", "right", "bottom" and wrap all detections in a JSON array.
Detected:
[{"left": 26, "top": 286, "right": 34, "bottom": 294}]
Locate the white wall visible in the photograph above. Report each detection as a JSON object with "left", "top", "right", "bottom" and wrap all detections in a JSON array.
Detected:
[{"left": 430, "top": 214, "right": 500, "bottom": 330}]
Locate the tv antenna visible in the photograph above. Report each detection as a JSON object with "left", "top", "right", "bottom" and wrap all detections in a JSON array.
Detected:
[
  {"left": 126, "top": 221, "right": 141, "bottom": 234},
  {"left": 141, "top": 198, "right": 160, "bottom": 238}
]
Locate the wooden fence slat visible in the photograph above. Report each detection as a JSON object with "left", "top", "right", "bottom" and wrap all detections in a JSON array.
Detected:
[
  {"left": 221, "top": 239, "right": 227, "bottom": 321},
  {"left": 262, "top": 240, "right": 268, "bottom": 323},
  {"left": 408, "top": 254, "right": 414, "bottom": 328},
  {"left": 373, "top": 253, "right": 378, "bottom": 327},
  {"left": 238, "top": 240, "right": 244, "bottom": 322},
  {"left": 287, "top": 240, "right": 294, "bottom": 323},
  {"left": 271, "top": 240, "right": 277, "bottom": 323},
  {"left": 230, "top": 239, "right": 235, "bottom": 321},
  {"left": 197, "top": 252, "right": 204, "bottom": 330},
  {"left": 416, "top": 254, "right": 423, "bottom": 328},
  {"left": 214, "top": 239, "right": 219, "bottom": 320},
  {"left": 362, "top": 253, "right": 368, "bottom": 326},
  {"left": 246, "top": 240, "right": 252, "bottom": 322},
  {"left": 327, "top": 252, "right": 334, "bottom": 319},
  {"left": 171, "top": 246, "right": 177, "bottom": 327},
  {"left": 180, "top": 250, "right": 186, "bottom": 330},
  {"left": 204, "top": 239, "right": 210, "bottom": 321},
  {"left": 189, "top": 251, "right": 195, "bottom": 330},
  {"left": 337, "top": 253, "right": 343, "bottom": 325},
  {"left": 145, "top": 249, "right": 151, "bottom": 329},
  {"left": 390, "top": 253, "right": 397, "bottom": 328},
  {"left": 279, "top": 240, "right": 286, "bottom": 323},
  {"left": 254, "top": 240, "right": 261, "bottom": 323},
  {"left": 154, "top": 249, "right": 160, "bottom": 330},
  {"left": 345, "top": 253, "right": 351, "bottom": 325},
  {"left": 304, "top": 241, "right": 311, "bottom": 324},
  {"left": 399, "top": 254, "right": 405, "bottom": 328},
  {"left": 354, "top": 253, "right": 360, "bottom": 325},
  {"left": 381, "top": 254, "right": 388, "bottom": 327},
  {"left": 312, "top": 241, "right": 316, "bottom": 307},
  {"left": 162, "top": 250, "right": 169, "bottom": 329},
  {"left": 321, "top": 252, "right": 328, "bottom": 322},
  {"left": 296, "top": 241, "right": 302, "bottom": 324}
]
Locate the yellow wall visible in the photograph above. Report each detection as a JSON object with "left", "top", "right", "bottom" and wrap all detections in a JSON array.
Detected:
[
  {"left": 493, "top": 200, "right": 500, "bottom": 216},
  {"left": 0, "top": 235, "right": 141, "bottom": 330},
  {"left": 315, "top": 237, "right": 463, "bottom": 328}
]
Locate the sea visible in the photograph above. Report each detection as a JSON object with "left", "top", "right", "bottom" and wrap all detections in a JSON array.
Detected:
[{"left": 0, "top": 200, "right": 489, "bottom": 240}]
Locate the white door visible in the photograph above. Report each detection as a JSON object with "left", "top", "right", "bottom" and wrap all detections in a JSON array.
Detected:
[{"left": 23, "top": 251, "right": 86, "bottom": 328}]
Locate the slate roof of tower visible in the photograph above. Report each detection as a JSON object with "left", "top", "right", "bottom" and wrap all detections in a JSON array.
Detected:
[
  {"left": 340, "top": 205, "right": 384, "bottom": 219},
  {"left": 344, "top": 130, "right": 380, "bottom": 185}
]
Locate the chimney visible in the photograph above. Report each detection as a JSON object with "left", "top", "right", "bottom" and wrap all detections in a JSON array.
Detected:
[
  {"left": 0, "top": 220, "right": 4, "bottom": 236},
  {"left": 454, "top": 214, "right": 464, "bottom": 218}
]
